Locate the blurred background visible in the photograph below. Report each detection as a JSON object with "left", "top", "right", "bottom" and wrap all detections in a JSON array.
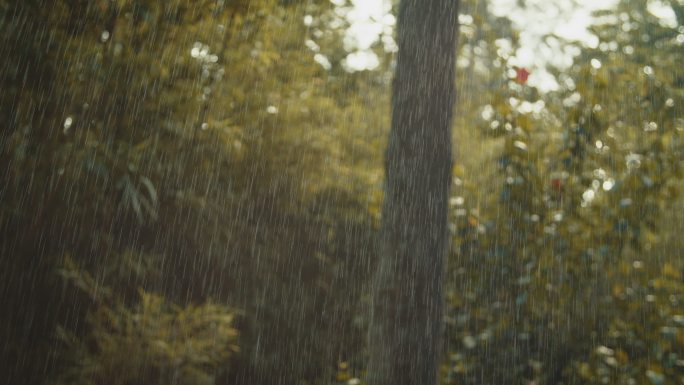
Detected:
[{"left": 0, "top": 0, "right": 683, "bottom": 384}]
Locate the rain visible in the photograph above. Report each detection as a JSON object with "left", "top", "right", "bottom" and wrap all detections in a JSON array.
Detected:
[{"left": 0, "top": 0, "right": 682, "bottom": 384}]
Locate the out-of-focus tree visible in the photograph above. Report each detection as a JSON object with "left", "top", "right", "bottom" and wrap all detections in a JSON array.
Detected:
[{"left": 368, "top": 1, "right": 459, "bottom": 385}]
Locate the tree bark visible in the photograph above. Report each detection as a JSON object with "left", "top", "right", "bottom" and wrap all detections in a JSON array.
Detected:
[{"left": 368, "top": 1, "right": 459, "bottom": 385}]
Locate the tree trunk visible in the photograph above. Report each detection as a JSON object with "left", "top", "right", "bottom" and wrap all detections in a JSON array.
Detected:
[{"left": 368, "top": 1, "right": 460, "bottom": 385}]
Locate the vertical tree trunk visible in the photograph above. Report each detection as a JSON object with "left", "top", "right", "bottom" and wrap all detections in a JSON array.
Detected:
[{"left": 368, "top": 1, "right": 459, "bottom": 385}]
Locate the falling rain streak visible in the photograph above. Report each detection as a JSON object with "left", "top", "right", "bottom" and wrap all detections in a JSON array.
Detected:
[{"left": 0, "top": 1, "right": 682, "bottom": 385}]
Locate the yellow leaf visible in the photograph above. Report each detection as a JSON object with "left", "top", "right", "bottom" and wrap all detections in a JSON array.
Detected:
[{"left": 663, "top": 263, "right": 681, "bottom": 279}]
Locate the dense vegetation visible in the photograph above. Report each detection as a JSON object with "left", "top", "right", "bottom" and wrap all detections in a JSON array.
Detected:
[{"left": 0, "top": 0, "right": 682, "bottom": 384}]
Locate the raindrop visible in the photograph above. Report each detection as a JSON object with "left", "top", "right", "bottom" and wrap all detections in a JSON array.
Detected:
[
  {"left": 602, "top": 179, "right": 615, "bottom": 191},
  {"left": 305, "top": 39, "right": 320, "bottom": 52},
  {"left": 63, "top": 116, "right": 73, "bottom": 133},
  {"left": 582, "top": 189, "right": 595, "bottom": 202},
  {"left": 303, "top": 15, "right": 313, "bottom": 26},
  {"left": 604, "top": 356, "right": 618, "bottom": 367},
  {"left": 450, "top": 196, "right": 464, "bottom": 206},
  {"left": 590, "top": 58, "right": 602, "bottom": 69},
  {"left": 201, "top": 123, "right": 209, "bottom": 130},
  {"left": 458, "top": 14, "right": 474, "bottom": 25},
  {"left": 513, "top": 140, "right": 528, "bottom": 152},
  {"left": 462, "top": 335, "right": 477, "bottom": 349},
  {"left": 191, "top": 42, "right": 202, "bottom": 58},
  {"left": 666, "top": 98, "right": 675, "bottom": 107},
  {"left": 592, "top": 180, "right": 601, "bottom": 189},
  {"left": 625, "top": 153, "right": 642, "bottom": 169},
  {"left": 644, "top": 121, "right": 658, "bottom": 131},
  {"left": 643, "top": 65, "right": 654, "bottom": 76},
  {"left": 314, "top": 53, "right": 332, "bottom": 70},
  {"left": 596, "top": 346, "right": 614, "bottom": 356},
  {"left": 563, "top": 92, "right": 581, "bottom": 107},
  {"left": 101, "top": 30, "right": 110, "bottom": 43},
  {"left": 266, "top": 105, "right": 278, "bottom": 114},
  {"left": 593, "top": 168, "right": 606, "bottom": 179},
  {"left": 481, "top": 104, "right": 494, "bottom": 120}
]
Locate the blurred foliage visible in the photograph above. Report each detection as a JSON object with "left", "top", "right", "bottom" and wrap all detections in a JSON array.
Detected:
[
  {"left": 570, "top": 261, "right": 684, "bottom": 385},
  {"left": 0, "top": 0, "right": 380, "bottom": 384},
  {"left": 0, "top": 0, "right": 683, "bottom": 384},
  {"left": 55, "top": 257, "right": 238, "bottom": 385},
  {"left": 445, "top": 0, "right": 684, "bottom": 384}
]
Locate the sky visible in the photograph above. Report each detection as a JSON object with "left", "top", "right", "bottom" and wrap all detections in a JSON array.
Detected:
[{"left": 342, "top": 0, "right": 677, "bottom": 91}]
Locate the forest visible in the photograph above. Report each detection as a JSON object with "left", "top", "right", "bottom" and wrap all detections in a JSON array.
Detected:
[{"left": 0, "top": 0, "right": 683, "bottom": 384}]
